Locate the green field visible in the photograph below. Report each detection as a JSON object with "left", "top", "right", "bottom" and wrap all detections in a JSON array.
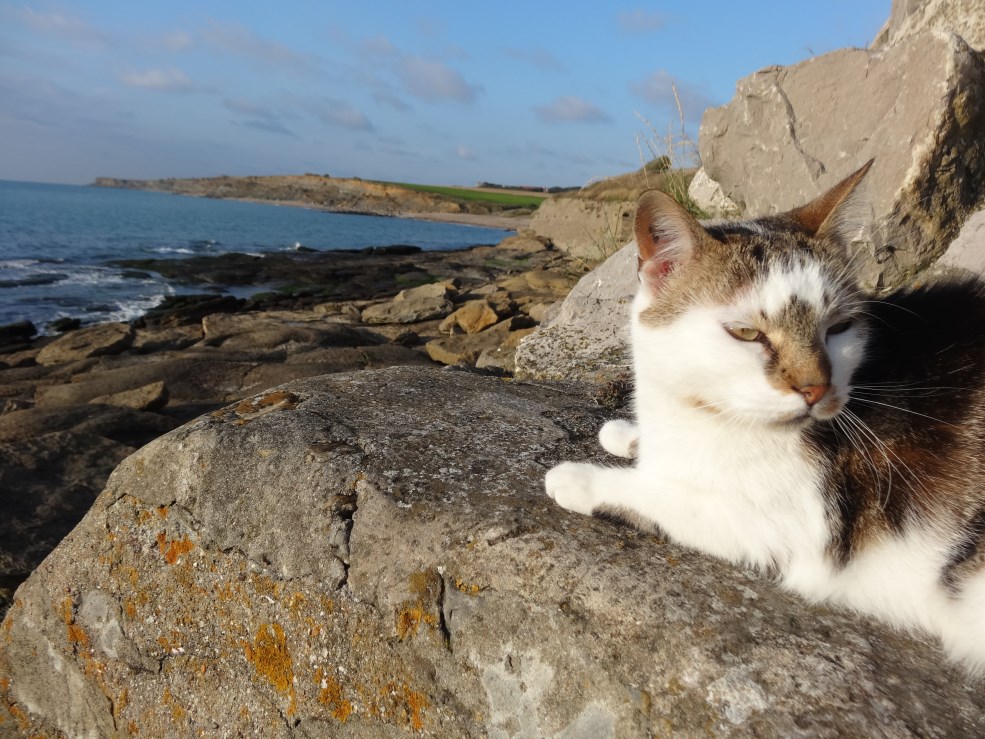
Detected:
[{"left": 380, "top": 181, "right": 546, "bottom": 207}]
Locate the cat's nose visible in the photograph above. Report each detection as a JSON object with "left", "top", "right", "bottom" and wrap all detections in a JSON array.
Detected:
[{"left": 797, "top": 383, "right": 830, "bottom": 406}]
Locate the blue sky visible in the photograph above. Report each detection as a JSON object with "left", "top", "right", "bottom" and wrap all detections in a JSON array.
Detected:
[{"left": 1, "top": 2, "right": 889, "bottom": 187}]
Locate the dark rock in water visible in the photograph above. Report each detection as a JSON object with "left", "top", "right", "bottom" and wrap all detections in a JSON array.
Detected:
[
  {"left": 47, "top": 317, "right": 81, "bottom": 333},
  {"left": 139, "top": 294, "right": 244, "bottom": 327},
  {"left": 119, "top": 270, "right": 153, "bottom": 280},
  {"left": 0, "top": 320, "right": 36, "bottom": 352},
  {"left": 360, "top": 244, "right": 422, "bottom": 255},
  {"left": 0, "top": 273, "right": 68, "bottom": 288}
]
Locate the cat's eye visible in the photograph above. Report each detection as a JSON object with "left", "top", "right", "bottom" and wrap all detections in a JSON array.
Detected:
[
  {"left": 724, "top": 324, "right": 762, "bottom": 342},
  {"left": 826, "top": 320, "right": 853, "bottom": 337}
]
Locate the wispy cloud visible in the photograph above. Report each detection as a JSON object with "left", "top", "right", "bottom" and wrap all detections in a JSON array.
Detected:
[
  {"left": 120, "top": 67, "right": 202, "bottom": 93},
  {"left": 301, "top": 98, "right": 374, "bottom": 132},
  {"left": 617, "top": 9, "right": 667, "bottom": 35},
  {"left": 223, "top": 97, "right": 295, "bottom": 137},
  {"left": 629, "top": 70, "right": 717, "bottom": 122},
  {"left": 203, "top": 20, "right": 320, "bottom": 74},
  {"left": 14, "top": 8, "right": 111, "bottom": 47},
  {"left": 532, "top": 96, "right": 611, "bottom": 124},
  {"left": 455, "top": 145, "right": 476, "bottom": 160},
  {"left": 505, "top": 47, "right": 565, "bottom": 72},
  {"left": 161, "top": 30, "right": 194, "bottom": 51},
  {"left": 396, "top": 56, "right": 481, "bottom": 103},
  {"left": 357, "top": 35, "right": 480, "bottom": 104}
]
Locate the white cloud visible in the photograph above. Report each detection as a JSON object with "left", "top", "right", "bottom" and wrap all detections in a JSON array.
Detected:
[
  {"left": 203, "top": 20, "right": 319, "bottom": 74},
  {"left": 532, "top": 96, "right": 611, "bottom": 124},
  {"left": 617, "top": 9, "right": 667, "bottom": 35},
  {"left": 120, "top": 67, "right": 198, "bottom": 92},
  {"left": 15, "top": 8, "right": 110, "bottom": 47},
  {"left": 456, "top": 145, "right": 476, "bottom": 160},
  {"left": 397, "top": 56, "right": 480, "bottom": 103},
  {"left": 305, "top": 99, "right": 374, "bottom": 131},
  {"left": 162, "top": 30, "right": 194, "bottom": 51},
  {"left": 505, "top": 48, "right": 564, "bottom": 72}
]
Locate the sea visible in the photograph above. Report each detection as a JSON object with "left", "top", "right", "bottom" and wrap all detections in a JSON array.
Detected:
[{"left": 0, "top": 180, "right": 513, "bottom": 331}]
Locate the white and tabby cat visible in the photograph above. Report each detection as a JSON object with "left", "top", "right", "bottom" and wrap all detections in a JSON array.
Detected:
[{"left": 546, "top": 161, "right": 985, "bottom": 672}]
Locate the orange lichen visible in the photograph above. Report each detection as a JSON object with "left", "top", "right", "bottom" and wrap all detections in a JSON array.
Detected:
[
  {"left": 161, "top": 687, "right": 185, "bottom": 722},
  {"left": 395, "top": 603, "right": 437, "bottom": 640},
  {"left": 156, "top": 506, "right": 169, "bottom": 519},
  {"left": 128, "top": 720, "right": 139, "bottom": 734},
  {"left": 156, "top": 532, "right": 195, "bottom": 564},
  {"left": 60, "top": 596, "right": 90, "bottom": 649},
  {"left": 315, "top": 668, "right": 353, "bottom": 722},
  {"left": 454, "top": 578, "right": 481, "bottom": 595},
  {"left": 7, "top": 702, "right": 30, "bottom": 730},
  {"left": 243, "top": 623, "right": 293, "bottom": 694},
  {"left": 380, "top": 682, "right": 428, "bottom": 732}
]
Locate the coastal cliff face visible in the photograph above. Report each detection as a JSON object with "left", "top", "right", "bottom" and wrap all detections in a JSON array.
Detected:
[
  {"left": 92, "top": 175, "right": 475, "bottom": 216},
  {"left": 3, "top": 367, "right": 984, "bottom": 738}
]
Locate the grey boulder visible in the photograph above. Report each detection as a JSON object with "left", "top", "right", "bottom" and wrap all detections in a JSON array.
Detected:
[
  {"left": 2, "top": 367, "right": 983, "bottom": 737},
  {"left": 699, "top": 30, "right": 985, "bottom": 289}
]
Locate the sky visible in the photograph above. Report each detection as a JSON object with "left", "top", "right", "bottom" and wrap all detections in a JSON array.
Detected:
[{"left": 1, "top": 2, "right": 890, "bottom": 188}]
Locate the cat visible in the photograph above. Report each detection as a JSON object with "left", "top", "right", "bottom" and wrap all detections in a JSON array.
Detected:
[{"left": 545, "top": 160, "right": 985, "bottom": 673}]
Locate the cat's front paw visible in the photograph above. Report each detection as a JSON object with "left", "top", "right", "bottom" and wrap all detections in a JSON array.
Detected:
[
  {"left": 599, "top": 419, "right": 639, "bottom": 459},
  {"left": 545, "top": 462, "right": 598, "bottom": 515}
]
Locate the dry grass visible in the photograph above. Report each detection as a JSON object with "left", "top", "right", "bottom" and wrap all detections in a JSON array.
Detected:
[{"left": 561, "top": 84, "right": 707, "bottom": 219}]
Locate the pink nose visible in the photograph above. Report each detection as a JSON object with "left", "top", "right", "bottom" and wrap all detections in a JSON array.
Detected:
[{"left": 797, "top": 383, "right": 829, "bottom": 407}]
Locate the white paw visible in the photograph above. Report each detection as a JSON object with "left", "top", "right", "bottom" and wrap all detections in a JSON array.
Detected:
[
  {"left": 545, "top": 462, "right": 597, "bottom": 515},
  {"left": 598, "top": 419, "right": 639, "bottom": 459}
]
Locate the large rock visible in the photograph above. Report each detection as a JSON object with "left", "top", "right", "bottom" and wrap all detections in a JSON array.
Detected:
[
  {"left": 873, "top": 0, "right": 985, "bottom": 51},
  {"left": 515, "top": 243, "right": 637, "bottom": 383},
  {"left": 937, "top": 208, "right": 985, "bottom": 274},
  {"left": 2, "top": 367, "right": 983, "bottom": 737},
  {"left": 530, "top": 198, "right": 635, "bottom": 260},
  {"left": 35, "top": 322, "right": 134, "bottom": 366},
  {"left": 699, "top": 30, "right": 985, "bottom": 289},
  {"left": 360, "top": 283, "right": 455, "bottom": 325}
]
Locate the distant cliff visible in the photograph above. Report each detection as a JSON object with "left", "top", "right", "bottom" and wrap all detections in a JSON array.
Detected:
[{"left": 91, "top": 174, "right": 510, "bottom": 217}]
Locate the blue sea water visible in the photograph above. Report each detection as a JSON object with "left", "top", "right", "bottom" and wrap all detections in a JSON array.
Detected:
[{"left": 0, "top": 180, "right": 513, "bottom": 330}]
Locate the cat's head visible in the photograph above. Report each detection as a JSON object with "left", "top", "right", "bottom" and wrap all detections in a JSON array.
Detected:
[{"left": 632, "top": 161, "right": 873, "bottom": 427}]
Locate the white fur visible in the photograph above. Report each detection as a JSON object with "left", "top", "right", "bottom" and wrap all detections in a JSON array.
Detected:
[{"left": 545, "top": 269, "right": 985, "bottom": 673}]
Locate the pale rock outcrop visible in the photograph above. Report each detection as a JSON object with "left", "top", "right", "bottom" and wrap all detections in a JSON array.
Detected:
[
  {"left": 937, "top": 208, "right": 985, "bottom": 274},
  {"left": 35, "top": 322, "right": 134, "bottom": 366},
  {"left": 687, "top": 168, "right": 741, "bottom": 219},
  {"left": 360, "top": 283, "right": 455, "bottom": 325},
  {"left": 699, "top": 30, "right": 985, "bottom": 289},
  {"left": 873, "top": 0, "right": 985, "bottom": 51},
  {"left": 514, "top": 243, "right": 637, "bottom": 383},
  {"left": 2, "top": 367, "right": 984, "bottom": 737},
  {"left": 530, "top": 198, "right": 635, "bottom": 260}
]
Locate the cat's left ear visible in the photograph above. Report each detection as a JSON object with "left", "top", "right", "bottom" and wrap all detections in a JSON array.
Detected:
[
  {"left": 787, "top": 159, "right": 874, "bottom": 248},
  {"left": 635, "top": 189, "right": 706, "bottom": 293}
]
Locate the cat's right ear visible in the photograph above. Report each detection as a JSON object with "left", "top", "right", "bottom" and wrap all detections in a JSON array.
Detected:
[{"left": 635, "top": 189, "right": 702, "bottom": 293}]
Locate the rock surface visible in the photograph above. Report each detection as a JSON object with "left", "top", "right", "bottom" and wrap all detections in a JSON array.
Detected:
[
  {"left": 873, "top": 0, "right": 985, "bottom": 51},
  {"left": 0, "top": 238, "right": 586, "bottom": 621},
  {"left": 529, "top": 197, "right": 635, "bottom": 260},
  {"left": 687, "top": 168, "right": 741, "bottom": 219},
  {"left": 698, "top": 30, "right": 985, "bottom": 289},
  {"left": 2, "top": 367, "right": 983, "bottom": 738},
  {"left": 35, "top": 322, "right": 134, "bottom": 366},
  {"left": 515, "top": 243, "right": 637, "bottom": 383},
  {"left": 937, "top": 208, "right": 985, "bottom": 274}
]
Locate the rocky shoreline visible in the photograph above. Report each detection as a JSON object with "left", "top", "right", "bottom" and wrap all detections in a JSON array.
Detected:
[{"left": 0, "top": 232, "right": 591, "bottom": 618}]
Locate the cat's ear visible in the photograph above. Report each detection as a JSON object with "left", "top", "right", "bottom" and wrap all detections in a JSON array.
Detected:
[
  {"left": 635, "top": 189, "right": 704, "bottom": 293},
  {"left": 787, "top": 159, "right": 874, "bottom": 248}
]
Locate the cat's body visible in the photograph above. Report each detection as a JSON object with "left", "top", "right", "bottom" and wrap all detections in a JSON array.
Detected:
[{"left": 545, "top": 161, "right": 985, "bottom": 672}]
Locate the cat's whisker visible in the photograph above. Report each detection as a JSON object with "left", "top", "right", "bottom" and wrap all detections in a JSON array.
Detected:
[{"left": 849, "top": 397, "right": 960, "bottom": 428}]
